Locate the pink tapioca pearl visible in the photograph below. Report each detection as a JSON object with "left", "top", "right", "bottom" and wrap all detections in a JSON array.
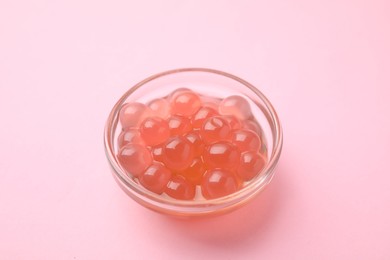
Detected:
[
  {"left": 148, "top": 98, "right": 171, "bottom": 119},
  {"left": 117, "top": 128, "right": 144, "bottom": 148},
  {"left": 139, "top": 162, "right": 172, "bottom": 194},
  {"left": 201, "top": 169, "right": 240, "bottom": 199},
  {"left": 119, "top": 102, "right": 153, "bottom": 129},
  {"left": 203, "top": 141, "right": 240, "bottom": 170},
  {"left": 163, "top": 136, "right": 195, "bottom": 171},
  {"left": 168, "top": 88, "right": 192, "bottom": 101},
  {"left": 163, "top": 136, "right": 194, "bottom": 171},
  {"left": 219, "top": 95, "right": 252, "bottom": 120},
  {"left": 241, "top": 120, "right": 267, "bottom": 154},
  {"left": 165, "top": 175, "right": 196, "bottom": 200},
  {"left": 117, "top": 144, "right": 152, "bottom": 177},
  {"left": 230, "top": 129, "right": 262, "bottom": 152},
  {"left": 170, "top": 91, "right": 202, "bottom": 117},
  {"left": 140, "top": 117, "right": 170, "bottom": 146},
  {"left": 237, "top": 151, "right": 266, "bottom": 181},
  {"left": 167, "top": 115, "right": 193, "bottom": 136}
]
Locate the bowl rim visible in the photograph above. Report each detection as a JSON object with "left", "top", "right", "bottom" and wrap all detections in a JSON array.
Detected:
[{"left": 104, "top": 67, "right": 283, "bottom": 209}]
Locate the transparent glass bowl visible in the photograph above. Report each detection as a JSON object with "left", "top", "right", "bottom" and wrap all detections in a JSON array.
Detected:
[{"left": 104, "top": 68, "right": 283, "bottom": 217}]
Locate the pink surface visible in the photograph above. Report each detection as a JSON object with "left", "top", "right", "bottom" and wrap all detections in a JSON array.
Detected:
[{"left": 1, "top": 0, "right": 389, "bottom": 259}]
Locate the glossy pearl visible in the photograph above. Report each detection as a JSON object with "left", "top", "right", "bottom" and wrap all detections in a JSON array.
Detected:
[
  {"left": 140, "top": 117, "right": 170, "bottom": 146},
  {"left": 170, "top": 91, "right": 201, "bottom": 116},
  {"left": 237, "top": 151, "right": 266, "bottom": 181},
  {"left": 168, "top": 88, "right": 191, "bottom": 101},
  {"left": 117, "top": 144, "right": 152, "bottom": 177},
  {"left": 119, "top": 102, "right": 152, "bottom": 129},
  {"left": 201, "top": 169, "right": 240, "bottom": 199},
  {"left": 219, "top": 95, "right": 252, "bottom": 120},
  {"left": 139, "top": 162, "right": 172, "bottom": 194},
  {"left": 165, "top": 175, "right": 196, "bottom": 200},
  {"left": 117, "top": 128, "right": 144, "bottom": 148},
  {"left": 148, "top": 98, "right": 170, "bottom": 119},
  {"left": 167, "top": 115, "right": 193, "bottom": 136},
  {"left": 203, "top": 141, "right": 240, "bottom": 170},
  {"left": 231, "top": 129, "right": 261, "bottom": 152},
  {"left": 163, "top": 136, "right": 194, "bottom": 171}
]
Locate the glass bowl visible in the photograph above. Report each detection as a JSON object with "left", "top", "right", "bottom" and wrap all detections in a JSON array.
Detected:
[{"left": 104, "top": 68, "right": 283, "bottom": 217}]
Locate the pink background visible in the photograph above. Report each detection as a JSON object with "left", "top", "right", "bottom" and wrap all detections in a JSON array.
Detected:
[{"left": 1, "top": 0, "right": 389, "bottom": 259}]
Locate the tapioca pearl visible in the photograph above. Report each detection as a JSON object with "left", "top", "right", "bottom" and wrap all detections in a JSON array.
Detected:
[
  {"left": 170, "top": 91, "right": 202, "bottom": 116},
  {"left": 119, "top": 102, "right": 153, "bottom": 129},
  {"left": 117, "top": 144, "right": 152, "bottom": 177},
  {"left": 163, "top": 136, "right": 195, "bottom": 171},
  {"left": 148, "top": 98, "right": 170, "bottom": 119},
  {"left": 184, "top": 131, "right": 205, "bottom": 157},
  {"left": 168, "top": 88, "right": 192, "bottom": 101},
  {"left": 201, "top": 169, "right": 240, "bottom": 199},
  {"left": 237, "top": 151, "right": 266, "bottom": 181},
  {"left": 203, "top": 141, "right": 240, "bottom": 170},
  {"left": 178, "top": 157, "right": 206, "bottom": 185},
  {"left": 242, "top": 120, "right": 267, "bottom": 155},
  {"left": 117, "top": 128, "right": 144, "bottom": 149},
  {"left": 191, "top": 106, "right": 218, "bottom": 129},
  {"left": 139, "top": 117, "right": 170, "bottom": 146},
  {"left": 231, "top": 129, "right": 261, "bottom": 152},
  {"left": 200, "top": 116, "right": 231, "bottom": 144},
  {"left": 167, "top": 115, "right": 193, "bottom": 136},
  {"left": 165, "top": 175, "right": 196, "bottom": 200},
  {"left": 139, "top": 162, "right": 172, "bottom": 194},
  {"left": 219, "top": 95, "right": 252, "bottom": 120}
]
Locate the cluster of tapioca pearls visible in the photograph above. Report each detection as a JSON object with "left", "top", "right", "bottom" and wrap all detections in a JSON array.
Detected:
[{"left": 116, "top": 88, "right": 267, "bottom": 200}]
